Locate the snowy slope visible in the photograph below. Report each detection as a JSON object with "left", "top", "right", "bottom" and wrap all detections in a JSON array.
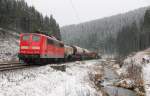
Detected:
[
  {"left": 121, "top": 48, "right": 150, "bottom": 96},
  {"left": 0, "top": 60, "right": 102, "bottom": 96},
  {"left": 0, "top": 28, "right": 19, "bottom": 62}
]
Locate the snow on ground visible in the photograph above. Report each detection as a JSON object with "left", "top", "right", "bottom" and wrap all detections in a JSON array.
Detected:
[
  {"left": 119, "top": 48, "right": 150, "bottom": 96},
  {"left": 0, "top": 28, "right": 19, "bottom": 62},
  {"left": 0, "top": 60, "right": 102, "bottom": 96},
  {"left": 117, "top": 49, "right": 149, "bottom": 76},
  {"left": 124, "top": 52, "right": 144, "bottom": 66},
  {"left": 143, "top": 64, "right": 150, "bottom": 96}
]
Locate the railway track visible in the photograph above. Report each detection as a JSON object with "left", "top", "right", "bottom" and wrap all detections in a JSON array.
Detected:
[
  {"left": 0, "top": 62, "right": 29, "bottom": 71},
  {"left": 0, "top": 60, "right": 91, "bottom": 71},
  {"left": 0, "top": 61, "right": 68, "bottom": 71}
]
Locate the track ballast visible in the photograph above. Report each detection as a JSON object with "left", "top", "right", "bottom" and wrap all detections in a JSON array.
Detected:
[{"left": 0, "top": 62, "right": 29, "bottom": 71}]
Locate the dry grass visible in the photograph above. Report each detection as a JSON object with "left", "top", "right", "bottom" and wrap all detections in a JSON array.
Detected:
[
  {"left": 124, "top": 60, "right": 145, "bottom": 95},
  {"left": 127, "top": 60, "right": 143, "bottom": 86}
]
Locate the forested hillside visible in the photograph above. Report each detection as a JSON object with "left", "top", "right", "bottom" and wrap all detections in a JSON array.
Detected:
[
  {"left": 61, "top": 7, "right": 150, "bottom": 56},
  {"left": 0, "top": 0, "right": 61, "bottom": 40}
]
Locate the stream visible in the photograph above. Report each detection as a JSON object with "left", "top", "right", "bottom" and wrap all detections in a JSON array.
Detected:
[{"left": 100, "top": 66, "right": 137, "bottom": 96}]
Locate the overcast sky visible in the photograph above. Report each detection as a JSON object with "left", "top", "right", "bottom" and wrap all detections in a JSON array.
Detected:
[{"left": 24, "top": 0, "right": 149, "bottom": 26}]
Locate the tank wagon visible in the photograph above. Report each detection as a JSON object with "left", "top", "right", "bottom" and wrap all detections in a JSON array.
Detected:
[{"left": 18, "top": 33, "right": 99, "bottom": 64}]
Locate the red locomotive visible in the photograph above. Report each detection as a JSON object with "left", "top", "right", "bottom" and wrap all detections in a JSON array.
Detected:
[{"left": 18, "top": 33, "right": 99, "bottom": 64}]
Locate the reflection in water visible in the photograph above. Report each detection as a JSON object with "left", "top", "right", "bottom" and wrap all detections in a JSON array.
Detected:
[
  {"left": 100, "top": 66, "right": 137, "bottom": 96},
  {"left": 104, "top": 86, "right": 137, "bottom": 96}
]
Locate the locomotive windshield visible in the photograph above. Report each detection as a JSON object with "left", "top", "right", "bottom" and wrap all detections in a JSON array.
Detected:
[
  {"left": 32, "top": 35, "right": 40, "bottom": 42},
  {"left": 22, "top": 35, "right": 30, "bottom": 41}
]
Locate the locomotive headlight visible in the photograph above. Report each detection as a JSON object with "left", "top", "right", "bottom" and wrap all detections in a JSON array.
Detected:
[
  {"left": 32, "top": 46, "right": 40, "bottom": 49},
  {"left": 21, "top": 46, "right": 29, "bottom": 49}
]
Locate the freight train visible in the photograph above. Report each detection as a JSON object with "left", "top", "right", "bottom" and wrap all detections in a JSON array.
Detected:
[{"left": 18, "top": 33, "right": 99, "bottom": 64}]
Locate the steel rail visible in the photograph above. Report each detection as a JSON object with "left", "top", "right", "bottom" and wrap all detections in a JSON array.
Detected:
[{"left": 0, "top": 62, "right": 29, "bottom": 71}]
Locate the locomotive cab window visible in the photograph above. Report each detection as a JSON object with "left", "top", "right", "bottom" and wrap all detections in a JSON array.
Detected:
[
  {"left": 22, "top": 35, "right": 30, "bottom": 41},
  {"left": 32, "top": 35, "right": 40, "bottom": 42}
]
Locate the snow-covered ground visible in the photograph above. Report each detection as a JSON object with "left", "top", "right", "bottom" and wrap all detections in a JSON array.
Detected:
[
  {"left": 0, "top": 28, "right": 19, "bottom": 62},
  {"left": 0, "top": 28, "right": 102, "bottom": 96},
  {"left": 143, "top": 64, "right": 150, "bottom": 96},
  {"left": 118, "top": 48, "right": 150, "bottom": 96},
  {"left": 0, "top": 60, "right": 102, "bottom": 96}
]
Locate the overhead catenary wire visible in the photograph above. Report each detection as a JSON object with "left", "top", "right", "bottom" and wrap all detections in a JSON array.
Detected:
[{"left": 68, "top": 0, "right": 81, "bottom": 23}]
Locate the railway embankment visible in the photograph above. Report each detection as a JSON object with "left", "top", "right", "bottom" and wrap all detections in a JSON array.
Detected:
[{"left": 0, "top": 60, "right": 104, "bottom": 96}]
